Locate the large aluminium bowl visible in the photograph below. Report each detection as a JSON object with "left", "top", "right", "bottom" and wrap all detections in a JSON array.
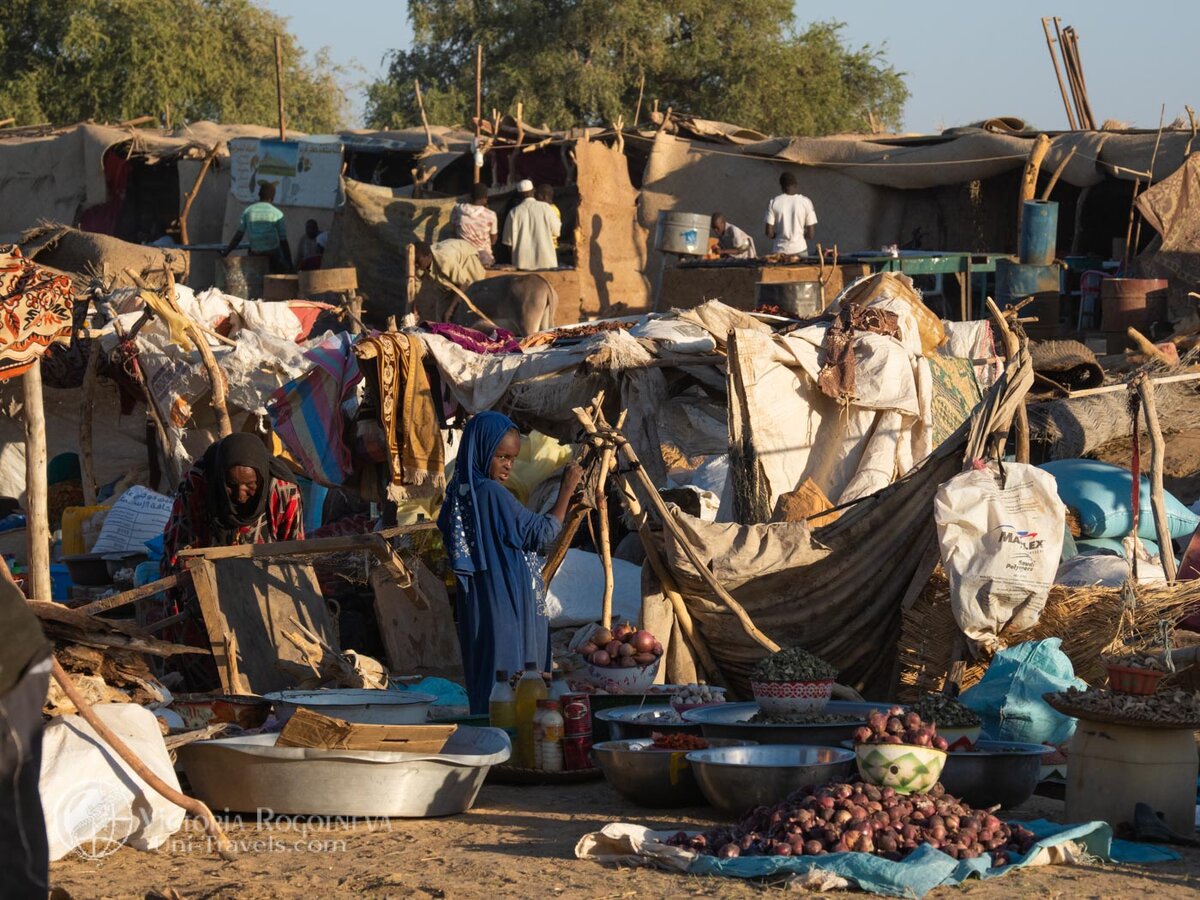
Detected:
[
  {"left": 592, "top": 737, "right": 755, "bottom": 808},
  {"left": 682, "top": 701, "right": 878, "bottom": 746},
  {"left": 264, "top": 689, "right": 438, "bottom": 725},
  {"left": 178, "top": 726, "right": 510, "bottom": 817},
  {"left": 594, "top": 705, "right": 700, "bottom": 740},
  {"left": 938, "top": 740, "right": 1047, "bottom": 809},
  {"left": 685, "top": 745, "right": 856, "bottom": 817}
]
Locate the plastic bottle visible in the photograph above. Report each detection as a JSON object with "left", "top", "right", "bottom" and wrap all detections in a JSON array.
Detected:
[
  {"left": 488, "top": 670, "right": 516, "bottom": 744},
  {"left": 514, "top": 661, "right": 547, "bottom": 767},
  {"left": 548, "top": 669, "right": 570, "bottom": 702},
  {"left": 534, "top": 699, "right": 564, "bottom": 772}
]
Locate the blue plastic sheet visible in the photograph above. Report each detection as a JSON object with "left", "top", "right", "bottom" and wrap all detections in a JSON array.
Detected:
[
  {"left": 391, "top": 676, "right": 468, "bottom": 707},
  {"left": 686, "top": 818, "right": 1126, "bottom": 897}
]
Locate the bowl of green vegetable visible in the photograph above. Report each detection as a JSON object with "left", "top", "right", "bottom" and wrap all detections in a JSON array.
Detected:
[
  {"left": 910, "top": 694, "right": 982, "bottom": 748},
  {"left": 750, "top": 647, "right": 838, "bottom": 715}
]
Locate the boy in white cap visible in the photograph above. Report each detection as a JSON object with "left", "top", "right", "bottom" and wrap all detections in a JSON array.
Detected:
[{"left": 502, "top": 178, "right": 560, "bottom": 270}]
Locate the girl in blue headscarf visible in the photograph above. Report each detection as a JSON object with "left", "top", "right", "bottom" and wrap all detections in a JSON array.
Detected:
[{"left": 438, "top": 411, "right": 583, "bottom": 713}]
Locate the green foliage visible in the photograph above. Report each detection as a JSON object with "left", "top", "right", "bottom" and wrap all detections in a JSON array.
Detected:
[
  {"left": 0, "top": 0, "right": 346, "bottom": 131},
  {"left": 366, "top": 1, "right": 907, "bottom": 136}
]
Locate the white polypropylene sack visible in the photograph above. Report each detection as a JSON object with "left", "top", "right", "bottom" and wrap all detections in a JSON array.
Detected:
[
  {"left": 40, "top": 703, "right": 185, "bottom": 860},
  {"left": 546, "top": 549, "right": 641, "bottom": 627},
  {"left": 934, "top": 462, "right": 1065, "bottom": 651},
  {"left": 89, "top": 485, "right": 174, "bottom": 555}
]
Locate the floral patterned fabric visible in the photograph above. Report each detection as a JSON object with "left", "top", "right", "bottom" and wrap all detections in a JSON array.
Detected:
[{"left": 0, "top": 245, "right": 74, "bottom": 381}]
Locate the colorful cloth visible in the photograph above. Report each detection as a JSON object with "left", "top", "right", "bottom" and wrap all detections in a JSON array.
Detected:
[
  {"left": 238, "top": 201, "right": 288, "bottom": 253},
  {"left": 423, "top": 322, "right": 522, "bottom": 355},
  {"left": 451, "top": 202, "right": 499, "bottom": 262},
  {"left": 437, "top": 411, "right": 561, "bottom": 712},
  {"left": 0, "top": 245, "right": 73, "bottom": 381},
  {"left": 929, "top": 355, "right": 982, "bottom": 446},
  {"left": 269, "top": 333, "right": 362, "bottom": 486},
  {"left": 356, "top": 333, "right": 446, "bottom": 502}
]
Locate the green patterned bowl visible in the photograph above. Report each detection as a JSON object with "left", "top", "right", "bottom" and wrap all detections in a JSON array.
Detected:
[{"left": 854, "top": 742, "right": 946, "bottom": 794}]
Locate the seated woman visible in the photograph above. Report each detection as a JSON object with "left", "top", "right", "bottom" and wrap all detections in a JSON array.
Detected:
[
  {"left": 159, "top": 433, "right": 304, "bottom": 688},
  {"left": 438, "top": 411, "right": 582, "bottom": 714}
]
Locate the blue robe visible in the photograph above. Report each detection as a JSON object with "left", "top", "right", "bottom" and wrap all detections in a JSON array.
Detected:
[{"left": 438, "top": 412, "right": 562, "bottom": 713}]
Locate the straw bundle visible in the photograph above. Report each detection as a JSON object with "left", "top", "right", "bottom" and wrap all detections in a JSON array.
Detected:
[{"left": 896, "top": 569, "right": 1200, "bottom": 699}]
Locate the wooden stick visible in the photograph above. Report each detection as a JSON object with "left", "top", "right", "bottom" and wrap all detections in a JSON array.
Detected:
[
  {"left": 657, "top": 106, "right": 673, "bottom": 135},
  {"left": 1017, "top": 133, "right": 1051, "bottom": 242},
  {"left": 406, "top": 243, "right": 418, "bottom": 317},
  {"left": 414, "top": 79, "right": 432, "bottom": 147},
  {"left": 274, "top": 34, "right": 286, "bottom": 141},
  {"left": 79, "top": 341, "right": 101, "bottom": 506},
  {"left": 1132, "top": 104, "right": 1167, "bottom": 258},
  {"left": 77, "top": 573, "right": 183, "bottom": 616},
  {"left": 572, "top": 407, "right": 779, "bottom": 652},
  {"left": 1135, "top": 373, "right": 1178, "bottom": 581},
  {"left": 51, "top": 658, "right": 235, "bottom": 858},
  {"left": 986, "top": 297, "right": 1029, "bottom": 462},
  {"left": 1122, "top": 178, "right": 1141, "bottom": 269},
  {"left": 633, "top": 73, "right": 645, "bottom": 127},
  {"left": 594, "top": 410, "right": 626, "bottom": 627},
  {"left": 1039, "top": 146, "right": 1076, "bottom": 201},
  {"left": 0, "top": 117, "right": 14, "bottom": 128},
  {"left": 108, "top": 302, "right": 178, "bottom": 485},
  {"left": 225, "top": 630, "right": 248, "bottom": 694},
  {"left": 515, "top": 101, "right": 524, "bottom": 147},
  {"left": 474, "top": 45, "right": 483, "bottom": 184},
  {"left": 1126, "top": 327, "right": 1172, "bottom": 366},
  {"left": 178, "top": 532, "right": 410, "bottom": 584},
  {"left": 178, "top": 146, "right": 219, "bottom": 247},
  {"left": 23, "top": 359, "right": 51, "bottom": 600},
  {"left": 122, "top": 268, "right": 237, "bottom": 347},
  {"left": 1041, "top": 17, "right": 1078, "bottom": 130}
]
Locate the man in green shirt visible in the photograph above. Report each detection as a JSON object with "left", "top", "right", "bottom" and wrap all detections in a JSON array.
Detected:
[{"left": 223, "top": 182, "right": 294, "bottom": 274}]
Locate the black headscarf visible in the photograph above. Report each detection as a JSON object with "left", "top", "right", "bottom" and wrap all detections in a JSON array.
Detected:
[{"left": 201, "top": 433, "right": 295, "bottom": 543}]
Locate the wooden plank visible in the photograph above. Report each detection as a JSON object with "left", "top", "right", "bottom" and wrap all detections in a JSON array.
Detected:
[
  {"left": 77, "top": 573, "right": 183, "bottom": 616},
  {"left": 276, "top": 707, "right": 456, "bottom": 752},
  {"left": 370, "top": 564, "right": 461, "bottom": 673},
  {"left": 189, "top": 557, "right": 336, "bottom": 695}
]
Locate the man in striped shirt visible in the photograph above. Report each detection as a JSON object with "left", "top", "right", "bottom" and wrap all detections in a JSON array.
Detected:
[{"left": 223, "top": 182, "right": 294, "bottom": 274}]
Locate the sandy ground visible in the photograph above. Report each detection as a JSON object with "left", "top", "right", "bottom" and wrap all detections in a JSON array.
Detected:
[{"left": 50, "top": 777, "right": 1200, "bottom": 899}]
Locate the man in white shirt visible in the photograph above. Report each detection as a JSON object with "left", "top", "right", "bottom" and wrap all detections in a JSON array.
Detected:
[
  {"left": 710, "top": 212, "right": 756, "bottom": 259},
  {"left": 764, "top": 172, "right": 817, "bottom": 255},
  {"left": 502, "top": 179, "right": 560, "bottom": 270}
]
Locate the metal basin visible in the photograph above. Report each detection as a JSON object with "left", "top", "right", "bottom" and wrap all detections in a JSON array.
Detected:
[
  {"left": 595, "top": 705, "right": 700, "bottom": 740},
  {"left": 264, "top": 689, "right": 438, "bottom": 725},
  {"left": 686, "top": 744, "right": 856, "bottom": 818},
  {"left": 592, "top": 738, "right": 754, "bottom": 808},
  {"left": 683, "top": 701, "right": 881, "bottom": 746},
  {"left": 938, "top": 740, "right": 1046, "bottom": 809}
]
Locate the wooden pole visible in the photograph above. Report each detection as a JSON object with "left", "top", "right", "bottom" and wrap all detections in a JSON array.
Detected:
[
  {"left": 986, "top": 297, "right": 1030, "bottom": 463},
  {"left": 1122, "top": 179, "right": 1141, "bottom": 270},
  {"left": 633, "top": 72, "right": 645, "bottom": 127},
  {"left": 1135, "top": 373, "right": 1178, "bottom": 581},
  {"left": 178, "top": 145, "right": 219, "bottom": 247},
  {"left": 414, "top": 79, "right": 432, "bottom": 147},
  {"left": 572, "top": 406, "right": 779, "bottom": 653},
  {"left": 23, "top": 359, "right": 50, "bottom": 600},
  {"left": 274, "top": 34, "right": 287, "bottom": 141},
  {"left": 51, "top": 658, "right": 235, "bottom": 858},
  {"left": 1016, "top": 133, "right": 1051, "bottom": 243},
  {"left": 1041, "top": 17, "right": 1077, "bottom": 130},
  {"left": 406, "top": 243, "right": 418, "bottom": 317},
  {"left": 593, "top": 410, "right": 626, "bottom": 628},
  {"left": 474, "top": 44, "right": 483, "bottom": 184},
  {"left": 79, "top": 342, "right": 101, "bottom": 506},
  {"left": 1131, "top": 104, "right": 1167, "bottom": 259},
  {"left": 167, "top": 269, "right": 233, "bottom": 437},
  {"left": 1039, "top": 146, "right": 1076, "bottom": 201}
]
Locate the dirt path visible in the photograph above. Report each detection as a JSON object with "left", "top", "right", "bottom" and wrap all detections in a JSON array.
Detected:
[{"left": 51, "top": 779, "right": 1200, "bottom": 899}]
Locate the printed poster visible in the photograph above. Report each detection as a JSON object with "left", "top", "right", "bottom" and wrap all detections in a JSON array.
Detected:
[{"left": 229, "top": 137, "right": 343, "bottom": 208}]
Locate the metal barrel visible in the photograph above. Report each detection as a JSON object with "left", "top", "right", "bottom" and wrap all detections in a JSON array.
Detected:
[
  {"left": 755, "top": 281, "right": 822, "bottom": 317},
  {"left": 1018, "top": 200, "right": 1058, "bottom": 266},
  {"left": 215, "top": 254, "right": 269, "bottom": 300},
  {"left": 995, "top": 258, "right": 1062, "bottom": 335},
  {"left": 1099, "top": 277, "right": 1170, "bottom": 331},
  {"left": 654, "top": 211, "right": 711, "bottom": 256}
]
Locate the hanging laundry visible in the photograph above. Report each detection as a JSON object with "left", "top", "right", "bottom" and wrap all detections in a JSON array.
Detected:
[{"left": 0, "top": 245, "right": 74, "bottom": 381}]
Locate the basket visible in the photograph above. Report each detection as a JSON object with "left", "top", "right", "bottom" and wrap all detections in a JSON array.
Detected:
[{"left": 1105, "top": 663, "right": 1167, "bottom": 696}]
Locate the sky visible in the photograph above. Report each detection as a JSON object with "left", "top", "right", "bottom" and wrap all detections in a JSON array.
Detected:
[{"left": 263, "top": 0, "right": 1199, "bottom": 134}]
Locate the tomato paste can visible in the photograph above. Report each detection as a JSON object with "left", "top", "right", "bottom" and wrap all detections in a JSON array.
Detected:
[
  {"left": 561, "top": 693, "right": 592, "bottom": 736},
  {"left": 562, "top": 732, "right": 593, "bottom": 771}
]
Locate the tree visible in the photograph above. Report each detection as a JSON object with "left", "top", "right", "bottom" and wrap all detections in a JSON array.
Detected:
[
  {"left": 0, "top": 0, "right": 346, "bottom": 131},
  {"left": 365, "top": 1, "right": 908, "bottom": 136}
]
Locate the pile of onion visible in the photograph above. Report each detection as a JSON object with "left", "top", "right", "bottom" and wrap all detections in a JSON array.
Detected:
[
  {"left": 855, "top": 706, "right": 949, "bottom": 751},
  {"left": 579, "top": 623, "right": 663, "bottom": 668}
]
